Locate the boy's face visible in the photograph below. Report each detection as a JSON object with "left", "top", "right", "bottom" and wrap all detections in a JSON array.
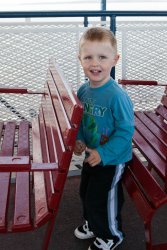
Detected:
[{"left": 79, "top": 40, "right": 119, "bottom": 88}]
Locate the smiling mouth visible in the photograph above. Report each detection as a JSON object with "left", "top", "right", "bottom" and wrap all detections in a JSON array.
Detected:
[{"left": 90, "top": 69, "right": 101, "bottom": 74}]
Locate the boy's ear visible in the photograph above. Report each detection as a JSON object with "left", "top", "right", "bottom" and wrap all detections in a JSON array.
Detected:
[
  {"left": 78, "top": 54, "right": 81, "bottom": 61},
  {"left": 113, "top": 54, "right": 120, "bottom": 66}
]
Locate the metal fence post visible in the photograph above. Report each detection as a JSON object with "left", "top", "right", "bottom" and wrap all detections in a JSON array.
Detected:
[{"left": 110, "top": 15, "right": 116, "bottom": 79}]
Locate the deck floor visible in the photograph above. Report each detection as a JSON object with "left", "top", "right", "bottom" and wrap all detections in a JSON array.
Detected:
[{"left": 0, "top": 172, "right": 167, "bottom": 250}]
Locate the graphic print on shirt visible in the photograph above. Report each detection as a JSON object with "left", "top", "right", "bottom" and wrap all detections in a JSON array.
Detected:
[
  {"left": 84, "top": 97, "right": 107, "bottom": 117},
  {"left": 82, "top": 98, "right": 109, "bottom": 147}
]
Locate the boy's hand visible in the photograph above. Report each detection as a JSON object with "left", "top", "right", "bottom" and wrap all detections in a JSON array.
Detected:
[
  {"left": 84, "top": 148, "right": 101, "bottom": 167},
  {"left": 74, "top": 140, "right": 86, "bottom": 156}
]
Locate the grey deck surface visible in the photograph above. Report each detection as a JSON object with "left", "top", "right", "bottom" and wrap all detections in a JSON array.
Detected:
[{"left": 0, "top": 175, "right": 167, "bottom": 250}]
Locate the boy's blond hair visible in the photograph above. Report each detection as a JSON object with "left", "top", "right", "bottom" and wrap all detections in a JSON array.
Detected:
[{"left": 79, "top": 27, "right": 117, "bottom": 54}]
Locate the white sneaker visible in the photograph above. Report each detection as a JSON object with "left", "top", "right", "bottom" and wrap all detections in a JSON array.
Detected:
[
  {"left": 74, "top": 221, "right": 95, "bottom": 239},
  {"left": 88, "top": 237, "right": 123, "bottom": 250}
]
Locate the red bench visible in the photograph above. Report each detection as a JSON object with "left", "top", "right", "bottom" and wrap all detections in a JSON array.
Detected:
[
  {"left": 0, "top": 59, "right": 83, "bottom": 249},
  {"left": 119, "top": 80, "right": 167, "bottom": 250}
]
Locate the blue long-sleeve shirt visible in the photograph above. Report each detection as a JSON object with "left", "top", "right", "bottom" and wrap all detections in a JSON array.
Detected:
[{"left": 77, "top": 78, "right": 134, "bottom": 166}]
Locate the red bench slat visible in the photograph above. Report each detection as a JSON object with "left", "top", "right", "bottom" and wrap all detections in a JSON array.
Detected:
[
  {"left": 31, "top": 116, "right": 57, "bottom": 173},
  {"left": 133, "top": 130, "right": 166, "bottom": 178},
  {"left": 13, "top": 121, "right": 31, "bottom": 231},
  {"left": 38, "top": 103, "right": 67, "bottom": 209},
  {"left": 135, "top": 116, "right": 167, "bottom": 160},
  {"left": 40, "top": 93, "right": 71, "bottom": 207},
  {"left": 0, "top": 122, "right": 15, "bottom": 231},
  {"left": 49, "top": 59, "right": 83, "bottom": 126},
  {"left": 49, "top": 67, "right": 75, "bottom": 121},
  {"left": 135, "top": 111, "right": 167, "bottom": 146},
  {"left": 123, "top": 169, "right": 155, "bottom": 222},
  {"left": 32, "top": 118, "right": 51, "bottom": 227},
  {"left": 41, "top": 96, "right": 59, "bottom": 163},
  {"left": 129, "top": 154, "right": 167, "bottom": 208},
  {"left": 38, "top": 108, "right": 55, "bottom": 209},
  {"left": 47, "top": 78, "right": 78, "bottom": 148},
  {"left": 144, "top": 111, "right": 167, "bottom": 135},
  {"left": 34, "top": 171, "right": 52, "bottom": 227},
  {"left": 155, "top": 105, "right": 167, "bottom": 120},
  {"left": 0, "top": 122, "right": 16, "bottom": 156},
  {"left": 0, "top": 173, "right": 10, "bottom": 232},
  {"left": 13, "top": 172, "right": 31, "bottom": 231},
  {"left": 47, "top": 75, "right": 73, "bottom": 143},
  {"left": 42, "top": 94, "right": 71, "bottom": 170},
  {"left": 0, "top": 121, "right": 10, "bottom": 232},
  {"left": 38, "top": 108, "right": 50, "bottom": 163}
]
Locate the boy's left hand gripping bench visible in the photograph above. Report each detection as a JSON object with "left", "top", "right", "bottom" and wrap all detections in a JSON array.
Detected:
[{"left": 0, "top": 58, "right": 83, "bottom": 249}]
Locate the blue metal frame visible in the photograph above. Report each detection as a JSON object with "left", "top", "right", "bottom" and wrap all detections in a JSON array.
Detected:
[
  {"left": 101, "top": 0, "right": 107, "bottom": 22},
  {"left": 1, "top": 10, "right": 167, "bottom": 17},
  {"left": 1, "top": 11, "right": 167, "bottom": 27},
  {"left": 0, "top": 10, "right": 167, "bottom": 78}
]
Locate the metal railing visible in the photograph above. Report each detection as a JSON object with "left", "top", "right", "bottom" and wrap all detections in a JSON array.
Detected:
[{"left": 0, "top": 10, "right": 167, "bottom": 120}]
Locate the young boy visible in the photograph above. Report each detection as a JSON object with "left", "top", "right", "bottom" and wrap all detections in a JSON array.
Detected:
[{"left": 74, "top": 27, "right": 134, "bottom": 250}]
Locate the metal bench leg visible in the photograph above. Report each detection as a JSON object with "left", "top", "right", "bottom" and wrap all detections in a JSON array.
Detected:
[
  {"left": 42, "top": 216, "right": 57, "bottom": 250},
  {"left": 144, "top": 221, "right": 153, "bottom": 250}
]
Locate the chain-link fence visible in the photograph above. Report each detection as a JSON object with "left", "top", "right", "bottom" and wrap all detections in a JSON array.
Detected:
[
  {"left": 117, "top": 20, "right": 167, "bottom": 110},
  {"left": 0, "top": 18, "right": 167, "bottom": 120}
]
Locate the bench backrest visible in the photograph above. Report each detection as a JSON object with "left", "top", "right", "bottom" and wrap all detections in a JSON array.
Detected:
[
  {"left": 118, "top": 79, "right": 166, "bottom": 111},
  {"left": 120, "top": 82, "right": 167, "bottom": 247},
  {"left": 121, "top": 80, "right": 167, "bottom": 222},
  {"left": 32, "top": 59, "right": 83, "bottom": 211},
  {"left": 0, "top": 59, "right": 83, "bottom": 231}
]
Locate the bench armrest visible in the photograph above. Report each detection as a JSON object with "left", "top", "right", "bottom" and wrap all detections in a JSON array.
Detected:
[
  {"left": 0, "top": 87, "right": 44, "bottom": 94},
  {"left": 0, "top": 156, "right": 58, "bottom": 171},
  {"left": 118, "top": 79, "right": 159, "bottom": 86}
]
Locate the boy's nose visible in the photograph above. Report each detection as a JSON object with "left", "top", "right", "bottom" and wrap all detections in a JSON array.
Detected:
[{"left": 91, "top": 58, "right": 99, "bottom": 66}]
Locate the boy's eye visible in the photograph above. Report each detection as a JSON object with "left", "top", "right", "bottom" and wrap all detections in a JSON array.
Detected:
[
  {"left": 99, "top": 56, "right": 107, "bottom": 60},
  {"left": 84, "top": 56, "right": 92, "bottom": 60}
]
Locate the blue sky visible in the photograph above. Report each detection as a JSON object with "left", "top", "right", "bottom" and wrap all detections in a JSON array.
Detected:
[{"left": 0, "top": 0, "right": 167, "bottom": 11}]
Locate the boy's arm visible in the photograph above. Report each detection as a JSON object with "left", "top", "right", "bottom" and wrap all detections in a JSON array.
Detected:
[
  {"left": 96, "top": 122, "right": 134, "bottom": 166},
  {"left": 96, "top": 95, "right": 134, "bottom": 166}
]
